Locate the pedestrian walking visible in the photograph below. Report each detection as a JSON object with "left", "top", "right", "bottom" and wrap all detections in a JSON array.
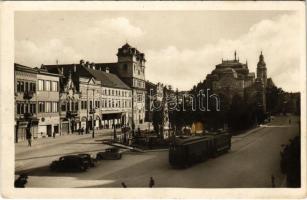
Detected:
[
  {"left": 289, "top": 119, "right": 291, "bottom": 124},
  {"left": 149, "top": 177, "right": 155, "bottom": 188},
  {"left": 53, "top": 131, "right": 56, "bottom": 138},
  {"left": 271, "top": 175, "right": 275, "bottom": 188},
  {"left": 121, "top": 182, "right": 127, "bottom": 188},
  {"left": 26, "top": 124, "right": 32, "bottom": 147}
]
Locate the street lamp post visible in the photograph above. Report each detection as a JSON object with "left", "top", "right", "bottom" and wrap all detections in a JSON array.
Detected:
[{"left": 113, "top": 118, "right": 117, "bottom": 141}]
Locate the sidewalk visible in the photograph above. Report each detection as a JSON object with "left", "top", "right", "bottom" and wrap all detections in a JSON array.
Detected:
[
  {"left": 15, "top": 128, "right": 121, "bottom": 155},
  {"left": 231, "top": 126, "right": 264, "bottom": 143}
]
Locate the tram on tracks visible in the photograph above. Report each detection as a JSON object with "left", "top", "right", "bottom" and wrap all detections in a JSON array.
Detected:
[{"left": 169, "top": 131, "right": 231, "bottom": 168}]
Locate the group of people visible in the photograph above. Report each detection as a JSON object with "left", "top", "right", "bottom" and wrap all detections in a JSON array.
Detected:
[
  {"left": 121, "top": 177, "right": 155, "bottom": 188},
  {"left": 78, "top": 127, "right": 85, "bottom": 135}
]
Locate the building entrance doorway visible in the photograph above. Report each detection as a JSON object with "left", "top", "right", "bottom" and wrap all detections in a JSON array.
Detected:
[{"left": 47, "top": 125, "right": 52, "bottom": 137}]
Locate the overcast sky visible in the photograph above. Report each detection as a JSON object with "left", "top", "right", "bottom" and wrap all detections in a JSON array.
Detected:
[{"left": 15, "top": 11, "right": 302, "bottom": 92}]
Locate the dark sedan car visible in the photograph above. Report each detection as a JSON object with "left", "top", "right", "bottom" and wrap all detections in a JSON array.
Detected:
[
  {"left": 50, "top": 155, "right": 88, "bottom": 172},
  {"left": 78, "top": 154, "right": 96, "bottom": 168},
  {"left": 96, "top": 148, "right": 122, "bottom": 160}
]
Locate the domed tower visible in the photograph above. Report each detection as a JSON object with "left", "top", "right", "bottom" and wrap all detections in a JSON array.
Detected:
[{"left": 257, "top": 51, "right": 267, "bottom": 88}]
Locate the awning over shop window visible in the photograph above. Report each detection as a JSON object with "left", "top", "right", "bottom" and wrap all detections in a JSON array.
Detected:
[{"left": 102, "top": 113, "right": 122, "bottom": 120}]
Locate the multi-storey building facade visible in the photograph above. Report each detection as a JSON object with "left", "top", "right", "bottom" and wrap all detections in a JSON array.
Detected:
[
  {"left": 15, "top": 43, "right": 148, "bottom": 140},
  {"left": 14, "top": 63, "right": 61, "bottom": 142},
  {"left": 44, "top": 60, "right": 132, "bottom": 134},
  {"left": 36, "top": 69, "right": 61, "bottom": 137},
  {"left": 95, "top": 43, "right": 147, "bottom": 128},
  {"left": 58, "top": 71, "right": 80, "bottom": 135},
  {"left": 82, "top": 65, "right": 132, "bottom": 130}
]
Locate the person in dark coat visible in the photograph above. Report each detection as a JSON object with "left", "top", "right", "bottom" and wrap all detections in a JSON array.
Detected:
[
  {"left": 26, "top": 125, "right": 32, "bottom": 147},
  {"left": 149, "top": 177, "right": 155, "bottom": 188}
]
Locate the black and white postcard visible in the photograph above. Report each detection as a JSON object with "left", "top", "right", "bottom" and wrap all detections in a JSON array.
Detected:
[{"left": 0, "top": 1, "right": 306, "bottom": 199}]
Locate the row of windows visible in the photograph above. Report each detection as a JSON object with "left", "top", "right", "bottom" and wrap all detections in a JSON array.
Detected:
[
  {"left": 80, "top": 100, "right": 100, "bottom": 110},
  {"left": 101, "top": 99, "right": 131, "bottom": 109},
  {"left": 16, "top": 81, "right": 36, "bottom": 93},
  {"left": 133, "top": 64, "right": 144, "bottom": 75},
  {"left": 102, "top": 89, "right": 131, "bottom": 97},
  {"left": 38, "top": 102, "right": 58, "bottom": 113},
  {"left": 17, "top": 98, "right": 135, "bottom": 114},
  {"left": 133, "top": 79, "right": 145, "bottom": 88},
  {"left": 16, "top": 101, "right": 58, "bottom": 114},
  {"left": 16, "top": 102, "right": 36, "bottom": 114},
  {"left": 38, "top": 80, "right": 58, "bottom": 92},
  {"left": 61, "top": 102, "right": 79, "bottom": 112},
  {"left": 78, "top": 99, "right": 132, "bottom": 110}
]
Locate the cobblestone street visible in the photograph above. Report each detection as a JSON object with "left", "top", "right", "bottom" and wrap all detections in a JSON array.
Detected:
[{"left": 15, "top": 115, "right": 299, "bottom": 188}]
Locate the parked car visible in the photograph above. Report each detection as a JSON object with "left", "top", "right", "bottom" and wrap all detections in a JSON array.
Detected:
[
  {"left": 96, "top": 148, "right": 122, "bottom": 160},
  {"left": 50, "top": 155, "right": 88, "bottom": 172},
  {"left": 78, "top": 153, "right": 96, "bottom": 168}
]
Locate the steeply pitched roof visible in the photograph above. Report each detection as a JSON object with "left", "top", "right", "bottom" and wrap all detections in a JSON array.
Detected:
[
  {"left": 83, "top": 67, "right": 130, "bottom": 90},
  {"left": 15, "top": 63, "right": 62, "bottom": 77},
  {"left": 43, "top": 62, "right": 130, "bottom": 89}
]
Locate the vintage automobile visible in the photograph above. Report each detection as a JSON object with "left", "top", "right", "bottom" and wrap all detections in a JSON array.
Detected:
[
  {"left": 78, "top": 154, "right": 96, "bottom": 168},
  {"left": 96, "top": 148, "right": 122, "bottom": 160},
  {"left": 50, "top": 155, "right": 88, "bottom": 172}
]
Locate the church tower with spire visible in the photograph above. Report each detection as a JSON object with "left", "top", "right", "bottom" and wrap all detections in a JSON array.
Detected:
[
  {"left": 255, "top": 51, "right": 267, "bottom": 114},
  {"left": 257, "top": 51, "right": 267, "bottom": 88}
]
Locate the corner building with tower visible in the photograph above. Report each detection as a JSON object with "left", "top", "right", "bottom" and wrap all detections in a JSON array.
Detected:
[{"left": 42, "top": 43, "right": 146, "bottom": 135}]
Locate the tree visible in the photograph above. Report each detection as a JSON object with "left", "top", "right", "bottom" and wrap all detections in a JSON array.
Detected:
[{"left": 152, "top": 100, "right": 163, "bottom": 138}]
